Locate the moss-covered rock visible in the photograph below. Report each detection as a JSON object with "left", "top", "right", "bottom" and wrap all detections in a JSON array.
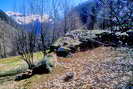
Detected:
[{"left": 32, "top": 53, "right": 57, "bottom": 74}]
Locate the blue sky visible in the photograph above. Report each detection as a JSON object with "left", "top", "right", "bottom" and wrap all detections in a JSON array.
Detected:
[
  {"left": 0, "top": 0, "right": 89, "bottom": 13},
  {"left": 0, "top": 0, "right": 23, "bottom": 11}
]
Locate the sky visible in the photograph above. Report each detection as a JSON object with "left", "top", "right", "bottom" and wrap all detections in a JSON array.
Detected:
[
  {"left": 0, "top": 0, "right": 23, "bottom": 11},
  {"left": 0, "top": 0, "right": 89, "bottom": 13}
]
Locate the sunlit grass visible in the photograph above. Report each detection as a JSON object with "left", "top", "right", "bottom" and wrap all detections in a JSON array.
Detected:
[{"left": 0, "top": 52, "right": 44, "bottom": 77}]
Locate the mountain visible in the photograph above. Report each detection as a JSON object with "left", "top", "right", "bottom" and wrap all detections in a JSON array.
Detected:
[
  {"left": 0, "top": 10, "right": 18, "bottom": 58},
  {"left": 6, "top": 11, "right": 54, "bottom": 42},
  {"left": 62, "top": 0, "right": 103, "bottom": 30},
  {"left": 6, "top": 11, "right": 50, "bottom": 25},
  {"left": 6, "top": 11, "right": 52, "bottom": 31},
  {"left": 70, "top": 0, "right": 132, "bottom": 30},
  {"left": 0, "top": 9, "right": 10, "bottom": 23}
]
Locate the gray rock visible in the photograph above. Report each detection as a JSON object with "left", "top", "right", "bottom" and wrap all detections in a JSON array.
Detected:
[
  {"left": 52, "top": 29, "right": 106, "bottom": 54},
  {"left": 56, "top": 47, "right": 71, "bottom": 57},
  {"left": 63, "top": 72, "right": 75, "bottom": 82},
  {"left": 15, "top": 69, "right": 33, "bottom": 81},
  {"left": 33, "top": 53, "right": 57, "bottom": 74}
]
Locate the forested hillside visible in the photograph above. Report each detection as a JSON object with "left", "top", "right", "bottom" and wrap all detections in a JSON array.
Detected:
[{"left": 0, "top": 10, "right": 17, "bottom": 58}]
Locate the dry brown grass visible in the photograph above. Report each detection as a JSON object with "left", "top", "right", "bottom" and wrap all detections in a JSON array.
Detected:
[
  {"left": 21, "top": 46, "right": 119, "bottom": 89},
  {"left": 0, "top": 46, "right": 127, "bottom": 89}
]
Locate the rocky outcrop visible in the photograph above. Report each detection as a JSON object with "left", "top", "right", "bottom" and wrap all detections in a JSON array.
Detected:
[
  {"left": 51, "top": 29, "right": 133, "bottom": 57},
  {"left": 51, "top": 29, "right": 106, "bottom": 57}
]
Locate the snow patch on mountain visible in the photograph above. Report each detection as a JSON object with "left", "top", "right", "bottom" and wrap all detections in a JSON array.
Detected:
[{"left": 6, "top": 11, "right": 51, "bottom": 24}]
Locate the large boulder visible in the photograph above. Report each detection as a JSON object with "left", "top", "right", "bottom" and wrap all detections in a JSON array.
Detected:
[{"left": 32, "top": 53, "right": 57, "bottom": 74}]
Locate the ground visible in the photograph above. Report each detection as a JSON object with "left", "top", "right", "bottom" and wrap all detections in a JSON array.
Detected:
[{"left": 0, "top": 46, "right": 132, "bottom": 89}]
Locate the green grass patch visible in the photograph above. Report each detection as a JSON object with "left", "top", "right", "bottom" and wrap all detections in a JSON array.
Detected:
[
  {"left": 0, "top": 52, "right": 44, "bottom": 77},
  {"left": 0, "top": 52, "right": 44, "bottom": 87}
]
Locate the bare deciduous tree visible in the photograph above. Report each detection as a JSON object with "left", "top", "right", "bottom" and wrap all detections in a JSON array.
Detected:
[
  {"left": 98, "top": 0, "right": 133, "bottom": 32},
  {"left": 16, "top": 0, "right": 37, "bottom": 69},
  {"left": 16, "top": 31, "right": 36, "bottom": 69}
]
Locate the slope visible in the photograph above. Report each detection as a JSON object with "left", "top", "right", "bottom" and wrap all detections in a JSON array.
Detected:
[
  {"left": 0, "top": 10, "right": 18, "bottom": 58},
  {"left": 0, "top": 46, "right": 132, "bottom": 89}
]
